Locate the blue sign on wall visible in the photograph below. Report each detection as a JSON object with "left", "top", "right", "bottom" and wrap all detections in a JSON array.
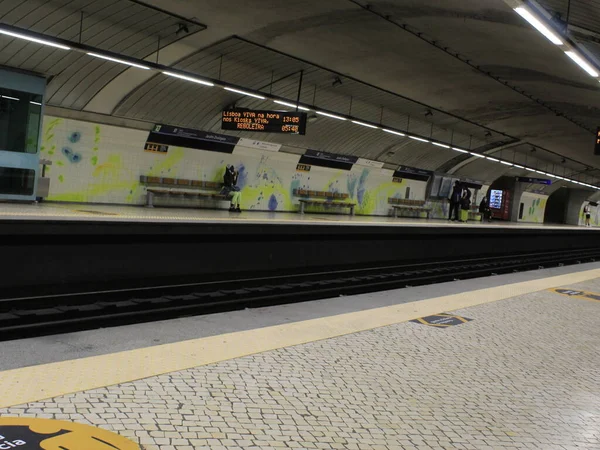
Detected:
[{"left": 516, "top": 177, "right": 552, "bottom": 185}]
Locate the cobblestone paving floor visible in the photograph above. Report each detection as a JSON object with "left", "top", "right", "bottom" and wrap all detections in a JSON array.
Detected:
[{"left": 2, "top": 283, "right": 600, "bottom": 450}]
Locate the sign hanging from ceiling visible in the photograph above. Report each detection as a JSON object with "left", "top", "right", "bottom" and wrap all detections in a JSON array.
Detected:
[
  {"left": 516, "top": 177, "right": 552, "bottom": 185},
  {"left": 393, "top": 165, "right": 433, "bottom": 182},
  {"left": 222, "top": 108, "right": 307, "bottom": 135}
]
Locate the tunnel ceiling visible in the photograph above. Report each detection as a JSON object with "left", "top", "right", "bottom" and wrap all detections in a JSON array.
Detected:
[{"left": 1, "top": 0, "right": 600, "bottom": 183}]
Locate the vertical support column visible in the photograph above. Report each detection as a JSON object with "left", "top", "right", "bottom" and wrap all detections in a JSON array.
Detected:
[{"left": 509, "top": 180, "right": 524, "bottom": 222}]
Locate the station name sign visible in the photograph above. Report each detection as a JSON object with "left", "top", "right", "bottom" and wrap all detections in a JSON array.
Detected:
[
  {"left": 393, "top": 165, "right": 433, "bottom": 182},
  {"left": 516, "top": 177, "right": 552, "bottom": 185},
  {"left": 222, "top": 108, "right": 307, "bottom": 135}
]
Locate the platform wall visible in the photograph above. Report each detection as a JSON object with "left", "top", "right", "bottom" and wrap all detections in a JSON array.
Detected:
[
  {"left": 40, "top": 116, "right": 427, "bottom": 215},
  {"left": 518, "top": 192, "right": 548, "bottom": 223}
]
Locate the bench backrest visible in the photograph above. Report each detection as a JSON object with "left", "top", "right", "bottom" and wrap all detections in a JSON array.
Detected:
[
  {"left": 388, "top": 198, "right": 426, "bottom": 207},
  {"left": 293, "top": 189, "right": 349, "bottom": 200},
  {"left": 140, "top": 175, "right": 222, "bottom": 190}
]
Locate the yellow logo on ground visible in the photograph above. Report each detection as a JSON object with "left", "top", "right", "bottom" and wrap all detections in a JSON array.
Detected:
[
  {"left": 0, "top": 418, "right": 145, "bottom": 450},
  {"left": 549, "top": 288, "right": 600, "bottom": 303}
]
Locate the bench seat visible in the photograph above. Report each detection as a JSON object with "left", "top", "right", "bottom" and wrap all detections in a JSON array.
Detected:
[
  {"left": 141, "top": 176, "right": 228, "bottom": 208},
  {"left": 388, "top": 198, "right": 430, "bottom": 219},
  {"left": 293, "top": 189, "right": 355, "bottom": 215},
  {"left": 390, "top": 204, "right": 431, "bottom": 219}
]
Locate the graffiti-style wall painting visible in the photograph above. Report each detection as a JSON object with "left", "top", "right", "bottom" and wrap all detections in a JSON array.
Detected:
[{"left": 40, "top": 116, "right": 428, "bottom": 215}]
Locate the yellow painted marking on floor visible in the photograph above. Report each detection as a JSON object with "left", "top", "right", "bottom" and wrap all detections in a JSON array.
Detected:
[
  {"left": 414, "top": 318, "right": 449, "bottom": 327},
  {"left": 0, "top": 269, "right": 598, "bottom": 408},
  {"left": 0, "top": 417, "right": 143, "bottom": 449},
  {"left": 548, "top": 287, "right": 600, "bottom": 303}
]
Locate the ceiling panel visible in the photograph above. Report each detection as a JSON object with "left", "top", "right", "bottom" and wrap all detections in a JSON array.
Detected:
[{"left": 0, "top": 0, "right": 206, "bottom": 109}]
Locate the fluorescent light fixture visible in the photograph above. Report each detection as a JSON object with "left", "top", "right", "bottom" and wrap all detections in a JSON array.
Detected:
[
  {"left": 408, "top": 135, "right": 429, "bottom": 143},
  {"left": 534, "top": 170, "right": 544, "bottom": 174},
  {"left": 352, "top": 120, "right": 379, "bottom": 129},
  {"left": 224, "top": 87, "right": 265, "bottom": 99},
  {"left": 486, "top": 157, "right": 500, "bottom": 162},
  {"left": 163, "top": 71, "right": 214, "bottom": 87},
  {"left": 514, "top": 164, "right": 525, "bottom": 169},
  {"left": 87, "top": 52, "right": 150, "bottom": 70},
  {"left": 500, "top": 161, "right": 513, "bottom": 166},
  {"left": 316, "top": 111, "right": 347, "bottom": 120},
  {"left": 451, "top": 147, "right": 469, "bottom": 153},
  {"left": 432, "top": 142, "right": 450, "bottom": 148},
  {"left": 1, "top": 95, "right": 19, "bottom": 101},
  {"left": 273, "top": 100, "right": 310, "bottom": 111},
  {"left": 0, "top": 28, "right": 71, "bottom": 50},
  {"left": 470, "top": 152, "right": 485, "bottom": 158},
  {"left": 564, "top": 51, "right": 599, "bottom": 77},
  {"left": 383, "top": 129, "right": 406, "bottom": 136},
  {"left": 29, "top": 101, "right": 41, "bottom": 106},
  {"left": 514, "top": 7, "right": 563, "bottom": 45}
]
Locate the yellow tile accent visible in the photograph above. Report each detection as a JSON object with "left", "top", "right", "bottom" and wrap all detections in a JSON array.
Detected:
[{"left": 0, "top": 268, "right": 599, "bottom": 408}]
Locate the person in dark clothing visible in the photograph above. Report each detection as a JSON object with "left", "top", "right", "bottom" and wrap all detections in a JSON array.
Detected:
[
  {"left": 448, "top": 181, "right": 462, "bottom": 221},
  {"left": 459, "top": 187, "right": 471, "bottom": 222},
  {"left": 222, "top": 165, "right": 242, "bottom": 212},
  {"left": 479, "top": 196, "right": 492, "bottom": 222}
]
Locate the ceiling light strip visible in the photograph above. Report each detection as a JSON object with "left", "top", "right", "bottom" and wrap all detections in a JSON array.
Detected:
[
  {"left": 383, "top": 129, "right": 406, "bottom": 136},
  {"left": 273, "top": 100, "right": 310, "bottom": 111},
  {"left": 564, "top": 51, "right": 599, "bottom": 77},
  {"left": 514, "top": 7, "right": 563, "bottom": 45},
  {"left": 352, "top": 120, "right": 379, "bottom": 129},
  {"left": 316, "top": 111, "right": 347, "bottom": 120},
  {"left": 0, "top": 27, "right": 71, "bottom": 50},
  {"left": 87, "top": 52, "right": 150, "bottom": 70},
  {"left": 224, "top": 87, "right": 265, "bottom": 99},
  {"left": 408, "top": 135, "right": 429, "bottom": 143},
  {"left": 163, "top": 71, "right": 214, "bottom": 87}
]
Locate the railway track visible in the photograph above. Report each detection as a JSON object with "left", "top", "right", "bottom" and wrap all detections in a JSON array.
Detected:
[{"left": 0, "top": 248, "right": 598, "bottom": 341}]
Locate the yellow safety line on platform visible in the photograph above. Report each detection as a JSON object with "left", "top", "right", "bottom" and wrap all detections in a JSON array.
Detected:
[{"left": 0, "top": 268, "right": 599, "bottom": 409}]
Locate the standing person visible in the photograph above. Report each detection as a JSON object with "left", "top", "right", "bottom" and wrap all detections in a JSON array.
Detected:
[
  {"left": 584, "top": 203, "right": 592, "bottom": 227},
  {"left": 479, "top": 196, "right": 492, "bottom": 222},
  {"left": 448, "top": 181, "right": 462, "bottom": 222},
  {"left": 459, "top": 187, "right": 471, "bottom": 223},
  {"left": 222, "top": 165, "right": 242, "bottom": 212}
]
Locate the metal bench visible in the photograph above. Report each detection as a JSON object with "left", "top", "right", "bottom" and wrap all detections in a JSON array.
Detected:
[
  {"left": 293, "top": 189, "right": 356, "bottom": 215},
  {"left": 139, "top": 176, "right": 228, "bottom": 208},
  {"left": 388, "top": 198, "right": 431, "bottom": 219}
]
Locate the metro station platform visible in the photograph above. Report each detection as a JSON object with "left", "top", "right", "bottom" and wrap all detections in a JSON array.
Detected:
[
  {"left": 1, "top": 264, "right": 599, "bottom": 450},
  {"left": 0, "top": 201, "right": 595, "bottom": 230}
]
